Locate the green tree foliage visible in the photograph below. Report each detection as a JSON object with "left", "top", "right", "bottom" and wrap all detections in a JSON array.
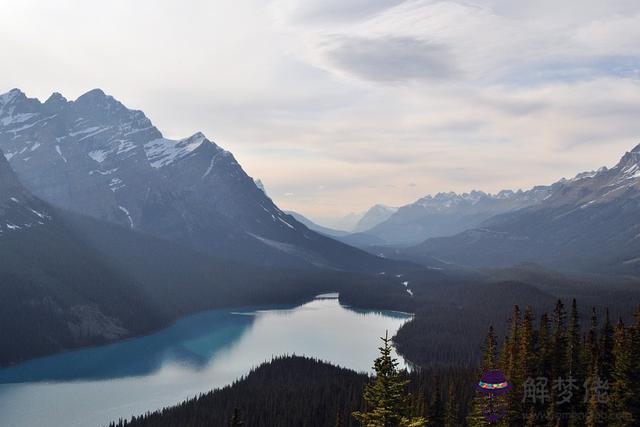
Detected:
[
  {"left": 229, "top": 408, "right": 243, "bottom": 426},
  {"left": 109, "top": 301, "right": 640, "bottom": 427},
  {"left": 467, "top": 326, "right": 504, "bottom": 427},
  {"left": 443, "top": 384, "right": 458, "bottom": 427},
  {"left": 352, "top": 332, "right": 426, "bottom": 427},
  {"left": 427, "top": 377, "right": 444, "bottom": 426}
]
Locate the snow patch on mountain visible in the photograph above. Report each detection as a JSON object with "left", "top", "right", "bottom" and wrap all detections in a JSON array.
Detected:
[
  {"left": 118, "top": 205, "right": 134, "bottom": 228},
  {"left": 55, "top": 145, "right": 67, "bottom": 163},
  {"left": 88, "top": 150, "right": 108, "bottom": 163},
  {"left": 144, "top": 132, "right": 208, "bottom": 168}
]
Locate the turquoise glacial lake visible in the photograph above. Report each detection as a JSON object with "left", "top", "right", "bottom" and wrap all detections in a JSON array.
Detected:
[{"left": 0, "top": 294, "right": 411, "bottom": 427}]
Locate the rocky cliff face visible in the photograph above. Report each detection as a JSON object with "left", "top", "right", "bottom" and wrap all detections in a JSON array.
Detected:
[{"left": 0, "top": 88, "right": 390, "bottom": 271}]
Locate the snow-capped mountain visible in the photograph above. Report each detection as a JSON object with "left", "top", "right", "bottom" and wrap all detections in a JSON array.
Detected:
[
  {"left": 365, "top": 187, "right": 555, "bottom": 245},
  {"left": 0, "top": 88, "right": 393, "bottom": 271},
  {"left": 402, "top": 144, "right": 640, "bottom": 274},
  {"left": 353, "top": 204, "right": 397, "bottom": 233}
]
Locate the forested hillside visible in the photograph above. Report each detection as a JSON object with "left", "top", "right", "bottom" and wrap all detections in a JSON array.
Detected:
[
  {"left": 110, "top": 298, "right": 640, "bottom": 426},
  {"left": 108, "top": 357, "right": 475, "bottom": 427}
]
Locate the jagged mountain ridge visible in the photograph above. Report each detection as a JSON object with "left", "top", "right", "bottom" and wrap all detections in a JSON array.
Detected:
[
  {"left": 365, "top": 186, "right": 556, "bottom": 245},
  {"left": 401, "top": 144, "right": 640, "bottom": 274},
  {"left": 0, "top": 88, "right": 393, "bottom": 272}
]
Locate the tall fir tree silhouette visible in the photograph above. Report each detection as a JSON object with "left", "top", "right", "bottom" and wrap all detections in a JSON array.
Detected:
[{"left": 352, "top": 331, "right": 426, "bottom": 427}]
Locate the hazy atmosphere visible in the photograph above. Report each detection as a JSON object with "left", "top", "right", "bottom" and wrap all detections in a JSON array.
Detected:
[
  {"left": 2, "top": 0, "right": 640, "bottom": 223},
  {"left": 4, "top": 2, "right": 640, "bottom": 426}
]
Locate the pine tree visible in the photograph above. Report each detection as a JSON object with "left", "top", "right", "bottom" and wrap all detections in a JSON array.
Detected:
[
  {"left": 567, "top": 299, "right": 582, "bottom": 379},
  {"left": 548, "top": 300, "right": 567, "bottom": 426},
  {"left": 585, "top": 307, "right": 599, "bottom": 378},
  {"left": 352, "top": 332, "right": 426, "bottom": 427},
  {"left": 229, "top": 408, "right": 244, "bottom": 426},
  {"left": 586, "top": 388, "right": 602, "bottom": 427},
  {"left": 505, "top": 305, "right": 522, "bottom": 380},
  {"left": 467, "top": 326, "right": 499, "bottom": 427},
  {"left": 500, "top": 305, "right": 522, "bottom": 425},
  {"left": 482, "top": 325, "right": 498, "bottom": 370},
  {"left": 626, "top": 307, "right": 640, "bottom": 424},
  {"left": 516, "top": 306, "right": 536, "bottom": 421},
  {"left": 552, "top": 300, "right": 568, "bottom": 379},
  {"left": 428, "top": 377, "right": 445, "bottom": 427},
  {"left": 537, "top": 312, "right": 553, "bottom": 377},
  {"left": 443, "top": 383, "right": 458, "bottom": 427},
  {"left": 610, "top": 318, "right": 632, "bottom": 426},
  {"left": 600, "top": 309, "right": 614, "bottom": 383}
]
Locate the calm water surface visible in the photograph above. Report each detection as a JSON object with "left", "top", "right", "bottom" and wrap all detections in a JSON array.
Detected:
[{"left": 0, "top": 294, "right": 411, "bottom": 427}]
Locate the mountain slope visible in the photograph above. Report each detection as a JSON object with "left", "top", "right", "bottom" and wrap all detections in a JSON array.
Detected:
[
  {"left": 402, "top": 144, "right": 640, "bottom": 274},
  {"left": 0, "top": 147, "right": 415, "bottom": 366},
  {"left": 366, "top": 188, "right": 555, "bottom": 245},
  {"left": 286, "top": 210, "right": 386, "bottom": 248},
  {"left": 110, "top": 356, "right": 370, "bottom": 427},
  {"left": 0, "top": 88, "right": 394, "bottom": 272},
  {"left": 353, "top": 204, "right": 397, "bottom": 233},
  {"left": 286, "top": 211, "right": 349, "bottom": 237},
  {"left": 0, "top": 150, "right": 151, "bottom": 365}
]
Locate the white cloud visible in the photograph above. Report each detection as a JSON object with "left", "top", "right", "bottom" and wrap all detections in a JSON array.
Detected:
[{"left": 1, "top": 0, "right": 640, "bottom": 219}]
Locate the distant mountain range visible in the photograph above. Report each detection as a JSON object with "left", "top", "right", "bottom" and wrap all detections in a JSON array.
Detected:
[
  {"left": 362, "top": 188, "right": 556, "bottom": 245},
  {"left": 395, "top": 144, "right": 640, "bottom": 274},
  {"left": 0, "top": 88, "right": 396, "bottom": 273}
]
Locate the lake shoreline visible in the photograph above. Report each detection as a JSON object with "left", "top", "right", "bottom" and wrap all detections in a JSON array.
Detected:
[
  {"left": 2, "top": 285, "right": 416, "bottom": 371},
  {"left": 0, "top": 295, "right": 411, "bottom": 427}
]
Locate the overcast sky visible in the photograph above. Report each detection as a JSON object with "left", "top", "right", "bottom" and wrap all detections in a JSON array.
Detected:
[{"left": 2, "top": 0, "right": 640, "bottom": 226}]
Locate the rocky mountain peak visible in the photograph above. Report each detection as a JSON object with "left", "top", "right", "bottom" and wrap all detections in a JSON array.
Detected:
[
  {"left": 0, "top": 88, "right": 388, "bottom": 271},
  {"left": 0, "top": 88, "right": 25, "bottom": 104},
  {"left": 71, "top": 88, "right": 143, "bottom": 124},
  {"left": 75, "top": 88, "right": 107, "bottom": 102},
  {"left": 0, "top": 88, "right": 40, "bottom": 118},
  {"left": 617, "top": 144, "right": 640, "bottom": 171},
  {"left": 43, "top": 92, "right": 69, "bottom": 111}
]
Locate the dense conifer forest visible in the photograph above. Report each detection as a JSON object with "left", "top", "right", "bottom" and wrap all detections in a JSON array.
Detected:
[
  {"left": 109, "top": 299, "right": 640, "bottom": 426},
  {"left": 108, "top": 356, "right": 476, "bottom": 427}
]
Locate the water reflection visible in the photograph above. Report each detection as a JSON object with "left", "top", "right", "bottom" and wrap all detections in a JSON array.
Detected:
[
  {"left": 0, "top": 309, "right": 258, "bottom": 383},
  {"left": 0, "top": 294, "right": 411, "bottom": 427}
]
